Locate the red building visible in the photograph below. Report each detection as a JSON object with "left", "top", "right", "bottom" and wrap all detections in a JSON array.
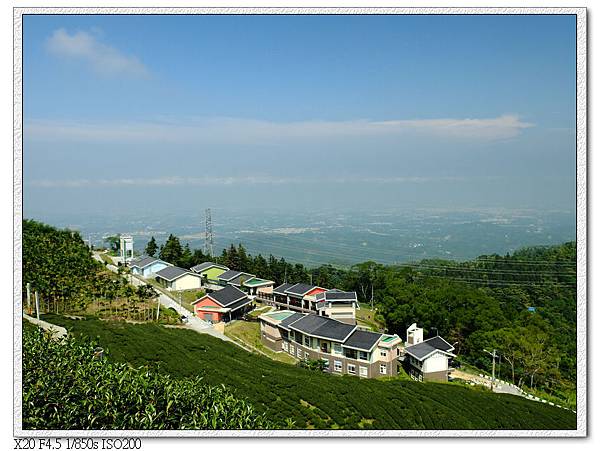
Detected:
[{"left": 192, "top": 285, "right": 253, "bottom": 323}]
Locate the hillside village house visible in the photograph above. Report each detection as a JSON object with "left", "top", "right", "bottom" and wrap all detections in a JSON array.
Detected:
[
  {"left": 217, "top": 269, "right": 254, "bottom": 287},
  {"left": 315, "top": 290, "right": 359, "bottom": 325},
  {"left": 128, "top": 256, "right": 172, "bottom": 278},
  {"left": 402, "top": 323, "right": 455, "bottom": 382},
  {"left": 259, "top": 310, "right": 402, "bottom": 378},
  {"left": 271, "top": 283, "right": 327, "bottom": 313},
  {"left": 190, "top": 262, "right": 229, "bottom": 284},
  {"left": 242, "top": 277, "right": 275, "bottom": 296},
  {"left": 191, "top": 285, "right": 253, "bottom": 323},
  {"left": 155, "top": 266, "right": 203, "bottom": 291},
  {"left": 213, "top": 269, "right": 275, "bottom": 295}
]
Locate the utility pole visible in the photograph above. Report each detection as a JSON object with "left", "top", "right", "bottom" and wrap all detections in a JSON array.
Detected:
[
  {"left": 204, "top": 208, "right": 214, "bottom": 258},
  {"left": 156, "top": 298, "right": 160, "bottom": 321},
  {"left": 484, "top": 348, "right": 497, "bottom": 391}
]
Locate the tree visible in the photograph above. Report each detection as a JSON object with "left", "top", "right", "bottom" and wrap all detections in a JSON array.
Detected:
[
  {"left": 517, "top": 327, "right": 555, "bottom": 389},
  {"left": 145, "top": 237, "right": 158, "bottom": 257},
  {"left": 159, "top": 234, "right": 184, "bottom": 265},
  {"left": 180, "top": 244, "right": 194, "bottom": 268},
  {"left": 104, "top": 235, "right": 120, "bottom": 253}
]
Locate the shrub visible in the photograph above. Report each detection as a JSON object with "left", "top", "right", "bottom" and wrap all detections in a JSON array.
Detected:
[{"left": 22, "top": 325, "right": 273, "bottom": 430}]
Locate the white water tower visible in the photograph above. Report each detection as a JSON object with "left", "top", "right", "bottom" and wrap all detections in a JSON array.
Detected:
[
  {"left": 119, "top": 235, "right": 134, "bottom": 264},
  {"left": 406, "top": 323, "right": 423, "bottom": 345}
]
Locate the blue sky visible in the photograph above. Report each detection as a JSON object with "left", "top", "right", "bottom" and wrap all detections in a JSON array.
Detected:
[{"left": 23, "top": 14, "right": 576, "bottom": 216}]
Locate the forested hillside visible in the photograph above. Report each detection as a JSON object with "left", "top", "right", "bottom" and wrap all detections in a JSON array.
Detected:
[
  {"left": 27, "top": 220, "right": 577, "bottom": 407},
  {"left": 150, "top": 233, "right": 576, "bottom": 405}
]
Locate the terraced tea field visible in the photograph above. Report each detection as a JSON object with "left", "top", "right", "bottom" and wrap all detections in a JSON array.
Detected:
[{"left": 43, "top": 315, "right": 576, "bottom": 430}]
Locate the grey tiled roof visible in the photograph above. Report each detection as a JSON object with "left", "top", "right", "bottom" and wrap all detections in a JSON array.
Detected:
[
  {"left": 209, "top": 285, "right": 248, "bottom": 307},
  {"left": 285, "top": 283, "right": 317, "bottom": 297},
  {"left": 315, "top": 290, "right": 358, "bottom": 302},
  {"left": 405, "top": 336, "right": 455, "bottom": 361},
  {"left": 129, "top": 256, "right": 160, "bottom": 269},
  {"left": 218, "top": 269, "right": 242, "bottom": 281},
  {"left": 278, "top": 312, "right": 306, "bottom": 330},
  {"left": 228, "top": 273, "right": 255, "bottom": 286},
  {"left": 343, "top": 330, "right": 382, "bottom": 351},
  {"left": 289, "top": 314, "right": 356, "bottom": 342},
  {"left": 155, "top": 266, "right": 195, "bottom": 281},
  {"left": 273, "top": 283, "right": 294, "bottom": 295},
  {"left": 226, "top": 296, "right": 253, "bottom": 312},
  {"left": 190, "top": 262, "right": 228, "bottom": 273}
]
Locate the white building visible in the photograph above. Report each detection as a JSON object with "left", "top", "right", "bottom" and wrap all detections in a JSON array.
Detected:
[
  {"left": 155, "top": 266, "right": 203, "bottom": 291},
  {"left": 119, "top": 235, "right": 134, "bottom": 264},
  {"left": 403, "top": 325, "right": 455, "bottom": 382}
]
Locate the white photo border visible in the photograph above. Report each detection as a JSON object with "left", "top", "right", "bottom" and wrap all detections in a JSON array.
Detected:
[{"left": 13, "top": 6, "right": 587, "bottom": 438}]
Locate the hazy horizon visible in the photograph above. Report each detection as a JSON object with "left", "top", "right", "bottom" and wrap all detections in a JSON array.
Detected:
[{"left": 23, "top": 15, "right": 576, "bottom": 220}]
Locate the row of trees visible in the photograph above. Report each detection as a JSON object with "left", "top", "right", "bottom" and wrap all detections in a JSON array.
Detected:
[{"left": 23, "top": 220, "right": 165, "bottom": 321}]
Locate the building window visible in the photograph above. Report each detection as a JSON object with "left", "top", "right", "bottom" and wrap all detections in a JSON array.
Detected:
[
  {"left": 380, "top": 364, "right": 387, "bottom": 375},
  {"left": 334, "top": 360, "right": 342, "bottom": 372},
  {"left": 380, "top": 349, "right": 387, "bottom": 357},
  {"left": 304, "top": 352, "right": 310, "bottom": 360},
  {"left": 345, "top": 349, "right": 357, "bottom": 360},
  {"left": 348, "top": 364, "right": 356, "bottom": 375},
  {"left": 290, "top": 344, "right": 295, "bottom": 355},
  {"left": 396, "top": 348, "right": 400, "bottom": 356},
  {"left": 333, "top": 343, "right": 342, "bottom": 354},
  {"left": 359, "top": 351, "right": 368, "bottom": 361},
  {"left": 321, "top": 342, "right": 329, "bottom": 353},
  {"left": 321, "top": 359, "right": 330, "bottom": 369},
  {"left": 304, "top": 336, "right": 311, "bottom": 347},
  {"left": 359, "top": 366, "right": 368, "bottom": 378},
  {"left": 282, "top": 342, "right": 288, "bottom": 352},
  {"left": 297, "top": 348, "right": 302, "bottom": 358}
]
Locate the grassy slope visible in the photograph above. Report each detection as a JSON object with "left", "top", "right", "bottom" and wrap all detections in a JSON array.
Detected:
[
  {"left": 224, "top": 320, "right": 297, "bottom": 364},
  {"left": 43, "top": 315, "right": 576, "bottom": 430}
]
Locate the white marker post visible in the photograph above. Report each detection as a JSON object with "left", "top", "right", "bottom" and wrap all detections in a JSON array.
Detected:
[
  {"left": 156, "top": 297, "right": 160, "bottom": 321},
  {"left": 26, "top": 283, "right": 31, "bottom": 315},
  {"left": 35, "top": 291, "right": 40, "bottom": 320}
]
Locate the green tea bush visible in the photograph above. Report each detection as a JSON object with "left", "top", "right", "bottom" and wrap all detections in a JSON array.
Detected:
[
  {"left": 22, "top": 326, "right": 273, "bottom": 430},
  {"left": 44, "top": 316, "right": 577, "bottom": 430}
]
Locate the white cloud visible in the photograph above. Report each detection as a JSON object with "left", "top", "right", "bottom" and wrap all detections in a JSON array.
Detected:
[
  {"left": 29, "top": 175, "right": 478, "bottom": 189},
  {"left": 45, "top": 28, "right": 149, "bottom": 77},
  {"left": 26, "top": 115, "right": 533, "bottom": 145}
]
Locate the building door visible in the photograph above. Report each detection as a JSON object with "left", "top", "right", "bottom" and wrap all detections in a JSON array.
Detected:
[{"left": 204, "top": 313, "right": 214, "bottom": 323}]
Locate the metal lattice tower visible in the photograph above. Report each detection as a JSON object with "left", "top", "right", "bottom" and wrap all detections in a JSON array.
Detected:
[{"left": 204, "top": 208, "right": 214, "bottom": 257}]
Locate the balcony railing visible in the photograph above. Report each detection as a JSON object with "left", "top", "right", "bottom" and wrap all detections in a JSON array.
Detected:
[{"left": 256, "top": 296, "right": 314, "bottom": 314}]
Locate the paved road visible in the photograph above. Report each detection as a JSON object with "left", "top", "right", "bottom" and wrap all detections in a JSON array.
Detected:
[{"left": 453, "top": 369, "right": 523, "bottom": 396}]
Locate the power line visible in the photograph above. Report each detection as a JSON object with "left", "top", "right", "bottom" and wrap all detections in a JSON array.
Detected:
[
  {"left": 232, "top": 233, "right": 576, "bottom": 272},
  {"left": 235, "top": 230, "right": 576, "bottom": 266},
  {"left": 413, "top": 274, "right": 576, "bottom": 288},
  {"left": 216, "top": 237, "right": 576, "bottom": 288},
  {"left": 398, "top": 263, "right": 576, "bottom": 277}
]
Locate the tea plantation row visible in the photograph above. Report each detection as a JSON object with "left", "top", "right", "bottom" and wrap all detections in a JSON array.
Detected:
[
  {"left": 22, "top": 321, "right": 272, "bottom": 429},
  {"left": 44, "top": 315, "right": 576, "bottom": 430}
]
